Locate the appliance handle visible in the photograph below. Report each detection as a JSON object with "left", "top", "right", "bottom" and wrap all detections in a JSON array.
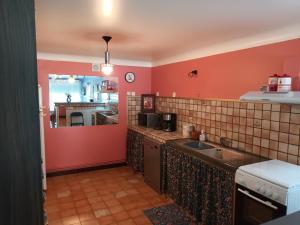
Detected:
[{"left": 238, "top": 188, "right": 278, "bottom": 210}]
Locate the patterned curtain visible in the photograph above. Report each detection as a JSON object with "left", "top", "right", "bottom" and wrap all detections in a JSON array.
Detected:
[
  {"left": 165, "top": 145, "right": 234, "bottom": 225},
  {"left": 126, "top": 129, "right": 144, "bottom": 172}
]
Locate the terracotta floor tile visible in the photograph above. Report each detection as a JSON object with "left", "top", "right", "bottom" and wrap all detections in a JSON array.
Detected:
[
  {"left": 75, "top": 199, "right": 90, "bottom": 208},
  {"left": 45, "top": 166, "right": 173, "bottom": 225},
  {"left": 47, "top": 205, "right": 61, "bottom": 213},
  {"left": 132, "top": 216, "right": 152, "bottom": 225},
  {"left": 72, "top": 193, "right": 86, "bottom": 201},
  {"left": 59, "top": 202, "right": 75, "bottom": 210},
  {"left": 57, "top": 190, "right": 71, "bottom": 198},
  {"left": 49, "top": 220, "right": 63, "bottom": 225},
  {"left": 81, "top": 219, "right": 100, "bottom": 225},
  {"left": 109, "top": 205, "right": 125, "bottom": 214},
  {"left": 78, "top": 212, "right": 96, "bottom": 222},
  {"left": 60, "top": 208, "right": 77, "bottom": 217},
  {"left": 90, "top": 201, "right": 107, "bottom": 210},
  {"left": 87, "top": 196, "right": 102, "bottom": 204},
  {"left": 122, "top": 203, "right": 136, "bottom": 211},
  {"left": 127, "top": 209, "right": 143, "bottom": 219},
  {"left": 76, "top": 205, "right": 93, "bottom": 214},
  {"left": 105, "top": 199, "right": 120, "bottom": 207},
  {"left": 97, "top": 215, "right": 115, "bottom": 225},
  {"left": 101, "top": 194, "right": 115, "bottom": 201},
  {"left": 117, "top": 219, "right": 136, "bottom": 225},
  {"left": 113, "top": 211, "right": 130, "bottom": 222},
  {"left": 62, "top": 215, "right": 80, "bottom": 225},
  {"left": 94, "top": 209, "right": 111, "bottom": 218}
]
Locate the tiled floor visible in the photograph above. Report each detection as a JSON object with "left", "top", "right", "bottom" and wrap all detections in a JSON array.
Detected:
[{"left": 45, "top": 166, "right": 173, "bottom": 225}]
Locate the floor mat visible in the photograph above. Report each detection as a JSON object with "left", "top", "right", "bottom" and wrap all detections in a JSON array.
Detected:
[{"left": 144, "top": 203, "right": 192, "bottom": 225}]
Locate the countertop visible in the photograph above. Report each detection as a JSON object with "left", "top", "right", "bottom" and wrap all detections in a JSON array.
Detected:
[
  {"left": 55, "top": 102, "right": 106, "bottom": 106},
  {"left": 262, "top": 211, "right": 300, "bottom": 225},
  {"left": 128, "top": 125, "right": 266, "bottom": 171},
  {"left": 128, "top": 125, "right": 185, "bottom": 143}
]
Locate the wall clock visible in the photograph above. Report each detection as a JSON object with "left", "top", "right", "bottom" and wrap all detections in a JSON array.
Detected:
[{"left": 125, "top": 72, "right": 135, "bottom": 83}]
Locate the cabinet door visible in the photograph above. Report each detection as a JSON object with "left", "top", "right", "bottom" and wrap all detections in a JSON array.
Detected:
[
  {"left": 0, "top": 0, "right": 44, "bottom": 224},
  {"left": 144, "top": 138, "right": 161, "bottom": 193}
]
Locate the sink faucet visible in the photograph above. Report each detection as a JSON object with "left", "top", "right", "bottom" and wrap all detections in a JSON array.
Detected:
[{"left": 220, "top": 137, "right": 230, "bottom": 147}]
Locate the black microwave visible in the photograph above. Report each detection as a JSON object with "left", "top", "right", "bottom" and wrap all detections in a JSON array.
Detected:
[{"left": 138, "top": 113, "right": 162, "bottom": 129}]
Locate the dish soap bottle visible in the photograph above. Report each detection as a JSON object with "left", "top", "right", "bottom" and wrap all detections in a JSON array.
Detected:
[{"left": 199, "top": 130, "right": 206, "bottom": 142}]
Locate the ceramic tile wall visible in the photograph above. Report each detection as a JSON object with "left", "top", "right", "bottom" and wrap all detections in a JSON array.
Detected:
[
  {"left": 127, "top": 96, "right": 300, "bottom": 165},
  {"left": 127, "top": 95, "right": 141, "bottom": 126}
]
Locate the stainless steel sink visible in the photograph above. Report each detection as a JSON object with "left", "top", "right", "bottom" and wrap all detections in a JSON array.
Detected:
[
  {"left": 183, "top": 141, "right": 215, "bottom": 150},
  {"left": 181, "top": 140, "right": 244, "bottom": 161},
  {"left": 201, "top": 148, "right": 244, "bottom": 161}
]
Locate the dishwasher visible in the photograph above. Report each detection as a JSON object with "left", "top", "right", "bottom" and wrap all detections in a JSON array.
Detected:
[{"left": 144, "top": 137, "right": 162, "bottom": 193}]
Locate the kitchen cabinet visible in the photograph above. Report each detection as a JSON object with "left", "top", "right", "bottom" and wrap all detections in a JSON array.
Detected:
[
  {"left": 126, "top": 129, "right": 145, "bottom": 172},
  {"left": 165, "top": 144, "right": 235, "bottom": 225},
  {"left": 126, "top": 128, "right": 169, "bottom": 192}
]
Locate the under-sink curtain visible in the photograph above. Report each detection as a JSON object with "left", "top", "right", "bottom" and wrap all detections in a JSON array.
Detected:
[
  {"left": 165, "top": 145, "right": 234, "bottom": 225},
  {"left": 126, "top": 129, "right": 144, "bottom": 172}
]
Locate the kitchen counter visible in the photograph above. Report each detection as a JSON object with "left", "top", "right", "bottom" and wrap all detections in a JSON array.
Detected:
[
  {"left": 262, "top": 211, "right": 300, "bottom": 225},
  {"left": 128, "top": 125, "right": 185, "bottom": 143},
  {"left": 166, "top": 138, "right": 266, "bottom": 172},
  {"left": 55, "top": 102, "right": 106, "bottom": 107},
  {"left": 96, "top": 112, "right": 118, "bottom": 124}
]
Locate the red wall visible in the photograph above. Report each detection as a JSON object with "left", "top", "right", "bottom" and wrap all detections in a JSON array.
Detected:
[
  {"left": 152, "top": 39, "right": 300, "bottom": 99},
  {"left": 38, "top": 60, "right": 151, "bottom": 172}
]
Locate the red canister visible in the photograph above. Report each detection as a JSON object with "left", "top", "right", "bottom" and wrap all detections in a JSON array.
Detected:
[{"left": 268, "top": 74, "right": 278, "bottom": 91}]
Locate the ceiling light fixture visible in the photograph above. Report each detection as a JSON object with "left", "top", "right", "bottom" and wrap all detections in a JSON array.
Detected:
[
  {"left": 102, "top": 0, "right": 113, "bottom": 17},
  {"left": 68, "top": 75, "right": 76, "bottom": 83},
  {"left": 101, "top": 35, "right": 114, "bottom": 76}
]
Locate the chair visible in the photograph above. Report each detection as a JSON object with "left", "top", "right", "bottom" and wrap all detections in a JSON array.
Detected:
[{"left": 70, "top": 112, "right": 84, "bottom": 126}]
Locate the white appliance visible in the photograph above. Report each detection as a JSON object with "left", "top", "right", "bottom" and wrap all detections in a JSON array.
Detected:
[
  {"left": 235, "top": 160, "right": 300, "bottom": 225},
  {"left": 38, "top": 85, "right": 47, "bottom": 190},
  {"left": 240, "top": 91, "right": 300, "bottom": 104}
]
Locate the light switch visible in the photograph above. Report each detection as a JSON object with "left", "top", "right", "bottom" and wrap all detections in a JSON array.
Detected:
[
  {"left": 156, "top": 92, "right": 160, "bottom": 96},
  {"left": 172, "top": 92, "right": 176, "bottom": 97}
]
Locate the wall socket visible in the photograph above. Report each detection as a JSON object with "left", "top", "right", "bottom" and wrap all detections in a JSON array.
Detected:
[{"left": 172, "top": 92, "right": 176, "bottom": 97}]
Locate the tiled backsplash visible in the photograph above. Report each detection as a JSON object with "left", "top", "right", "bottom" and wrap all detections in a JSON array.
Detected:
[
  {"left": 127, "top": 95, "right": 141, "bottom": 126},
  {"left": 127, "top": 95, "right": 300, "bottom": 165}
]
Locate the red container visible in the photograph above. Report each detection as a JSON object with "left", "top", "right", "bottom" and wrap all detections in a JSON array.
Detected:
[{"left": 268, "top": 74, "right": 278, "bottom": 91}]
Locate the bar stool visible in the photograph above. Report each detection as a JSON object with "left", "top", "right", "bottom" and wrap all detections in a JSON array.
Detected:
[{"left": 70, "top": 112, "right": 84, "bottom": 126}]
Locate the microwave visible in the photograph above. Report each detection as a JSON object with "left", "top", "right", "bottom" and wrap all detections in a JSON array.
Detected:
[{"left": 138, "top": 113, "right": 162, "bottom": 129}]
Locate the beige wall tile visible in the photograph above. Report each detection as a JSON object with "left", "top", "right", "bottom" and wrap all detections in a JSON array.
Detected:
[
  {"left": 278, "top": 142, "right": 288, "bottom": 153},
  {"left": 271, "top": 104, "right": 281, "bottom": 112},
  {"left": 291, "top": 105, "right": 300, "bottom": 114},
  {"left": 288, "top": 145, "right": 299, "bottom": 156},
  {"left": 288, "top": 155, "right": 298, "bottom": 164},
  {"left": 263, "top": 104, "right": 271, "bottom": 111},
  {"left": 280, "top": 113, "right": 290, "bottom": 123},
  {"left": 290, "top": 113, "right": 300, "bottom": 125},
  {"left": 271, "top": 112, "right": 280, "bottom": 121}
]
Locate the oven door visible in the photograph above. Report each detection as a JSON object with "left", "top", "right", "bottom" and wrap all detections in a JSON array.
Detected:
[{"left": 235, "top": 184, "right": 286, "bottom": 225}]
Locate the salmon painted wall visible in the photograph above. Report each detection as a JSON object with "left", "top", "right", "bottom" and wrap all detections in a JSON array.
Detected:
[
  {"left": 152, "top": 39, "right": 300, "bottom": 99},
  {"left": 38, "top": 60, "right": 151, "bottom": 172}
]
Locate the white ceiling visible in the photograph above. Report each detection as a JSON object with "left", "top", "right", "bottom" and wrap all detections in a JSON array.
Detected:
[{"left": 35, "top": 0, "right": 300, "bottom": 66}]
